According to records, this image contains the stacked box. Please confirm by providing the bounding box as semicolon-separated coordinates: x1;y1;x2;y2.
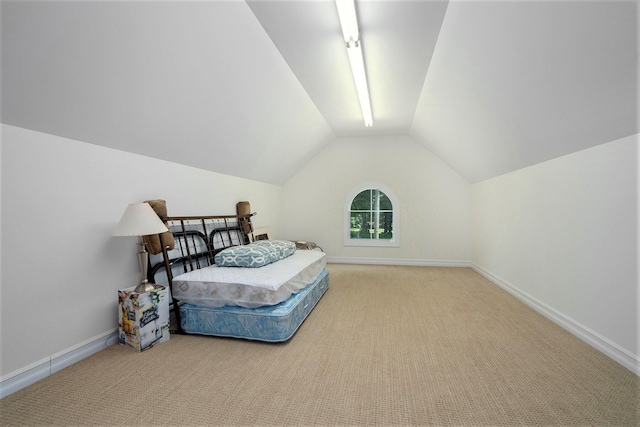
118;285;170;351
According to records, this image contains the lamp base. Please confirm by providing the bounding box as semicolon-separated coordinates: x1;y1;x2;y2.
135;239;155;293
134;282;156;293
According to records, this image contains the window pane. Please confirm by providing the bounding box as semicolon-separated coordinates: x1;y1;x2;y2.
350;211;372;239
371;190;379;206
345;185;398;247
351;190;371;211
378;191;392;210
378;212;393;240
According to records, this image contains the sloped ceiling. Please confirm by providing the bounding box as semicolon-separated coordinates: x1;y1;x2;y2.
2;0;638;185
1;0;333;185
247;0;448;136
411;0;638;183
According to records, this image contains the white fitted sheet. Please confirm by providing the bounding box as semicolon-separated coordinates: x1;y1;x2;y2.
172;250;326;308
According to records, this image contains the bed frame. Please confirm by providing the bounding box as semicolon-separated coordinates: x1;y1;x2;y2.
147;213;329;341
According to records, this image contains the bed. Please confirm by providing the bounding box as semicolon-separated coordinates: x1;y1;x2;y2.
147;213;328;342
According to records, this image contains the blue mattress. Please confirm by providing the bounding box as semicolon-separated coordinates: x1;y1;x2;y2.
179;268;329;342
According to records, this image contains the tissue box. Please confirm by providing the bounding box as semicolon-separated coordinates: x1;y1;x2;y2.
118;285;170;351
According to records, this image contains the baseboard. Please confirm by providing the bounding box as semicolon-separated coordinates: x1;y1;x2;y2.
326;256;472;267
4;263;635;400
0;329;119;399
472;263;640;376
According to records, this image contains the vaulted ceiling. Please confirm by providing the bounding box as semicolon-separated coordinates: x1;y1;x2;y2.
2;0;637;185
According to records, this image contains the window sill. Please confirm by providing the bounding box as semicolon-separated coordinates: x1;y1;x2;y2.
343;239;400;247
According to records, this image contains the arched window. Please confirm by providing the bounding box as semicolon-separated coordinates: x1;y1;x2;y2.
344;184;399;247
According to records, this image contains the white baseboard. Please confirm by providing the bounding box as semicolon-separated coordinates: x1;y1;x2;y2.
326;256;472;268
0;329;119;399
472;263;640;376
3;262;636;399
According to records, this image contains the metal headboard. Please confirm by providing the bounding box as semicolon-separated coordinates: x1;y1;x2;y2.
147;213;255;333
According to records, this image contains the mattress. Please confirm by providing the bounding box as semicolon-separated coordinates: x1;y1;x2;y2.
172;249;326;308
179;268;329;342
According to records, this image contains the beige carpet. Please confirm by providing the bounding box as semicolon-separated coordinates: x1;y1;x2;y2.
1;264;638;426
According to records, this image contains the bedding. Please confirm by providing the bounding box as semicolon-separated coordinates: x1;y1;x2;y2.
148;212;329;340
173;249;326;308
143;199;175;255
179;268;329;341
214;240;296;268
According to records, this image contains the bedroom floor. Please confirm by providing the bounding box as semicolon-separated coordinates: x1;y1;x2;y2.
1;264;638;426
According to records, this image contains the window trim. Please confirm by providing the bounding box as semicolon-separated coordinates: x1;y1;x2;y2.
343;183;400;247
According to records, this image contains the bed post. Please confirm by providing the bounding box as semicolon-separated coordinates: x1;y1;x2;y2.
159;232;184;334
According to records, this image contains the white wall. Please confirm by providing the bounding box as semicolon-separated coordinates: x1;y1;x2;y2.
281;135;471;264
471;134;638;369
3;124;636;382
0;124;282;379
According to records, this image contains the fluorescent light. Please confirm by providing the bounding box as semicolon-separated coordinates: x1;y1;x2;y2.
346;42;373;127
336;0;359;43
336;0;373;127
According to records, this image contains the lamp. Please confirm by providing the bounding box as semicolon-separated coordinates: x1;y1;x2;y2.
336;0;373;127
113;203;169;293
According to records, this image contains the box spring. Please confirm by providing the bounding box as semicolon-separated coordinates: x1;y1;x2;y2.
179;268;329;342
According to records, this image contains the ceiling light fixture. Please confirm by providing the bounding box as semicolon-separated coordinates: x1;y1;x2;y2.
335;0;373;127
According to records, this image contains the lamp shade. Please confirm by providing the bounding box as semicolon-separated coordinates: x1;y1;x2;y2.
112;203;169;237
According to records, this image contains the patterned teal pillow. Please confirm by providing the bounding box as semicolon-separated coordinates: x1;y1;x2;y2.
251;240;296;259
214;240;296;267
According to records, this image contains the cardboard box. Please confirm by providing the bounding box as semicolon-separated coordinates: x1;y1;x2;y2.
118;285;170;351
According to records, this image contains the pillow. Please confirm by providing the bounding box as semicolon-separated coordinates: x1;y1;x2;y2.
251;240;296;259
142;199;175;255
214;240;296;268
